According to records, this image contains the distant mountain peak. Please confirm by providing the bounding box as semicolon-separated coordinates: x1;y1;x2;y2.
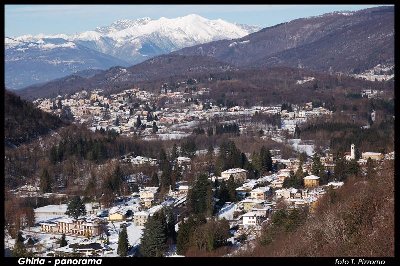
6;14;261;90
95;17;152;33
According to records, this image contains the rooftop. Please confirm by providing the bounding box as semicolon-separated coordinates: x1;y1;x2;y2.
304;175;320;180
221;168;248;174
243;211;258;217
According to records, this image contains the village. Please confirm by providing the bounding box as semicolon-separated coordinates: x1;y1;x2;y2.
3;80;391;257
5;134;393;257
32;83;334;142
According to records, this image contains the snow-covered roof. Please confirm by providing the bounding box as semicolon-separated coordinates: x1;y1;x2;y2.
362;152;383;156
34;204;67;213
251;187;270;193
252;206;271;211
56;218;75;224
177;156;191;161
304;175;320;180
39;222;57;226
148;204;163;215
242;211;257;217
259;175;275;182
139;186;159;193
82;222;99;227
221;168;247;174
241;198;265;204
35;203;97;214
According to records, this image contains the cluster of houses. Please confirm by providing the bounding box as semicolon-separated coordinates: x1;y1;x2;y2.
33;85;336;142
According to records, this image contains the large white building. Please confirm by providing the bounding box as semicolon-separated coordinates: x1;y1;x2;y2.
40;218;101;237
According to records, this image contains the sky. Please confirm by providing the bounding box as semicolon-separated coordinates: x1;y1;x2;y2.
5;4;387;36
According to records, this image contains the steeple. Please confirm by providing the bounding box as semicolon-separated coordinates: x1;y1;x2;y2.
351;144;355;160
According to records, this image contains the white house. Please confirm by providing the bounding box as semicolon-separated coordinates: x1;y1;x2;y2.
139;187;159;208
242;212;261;227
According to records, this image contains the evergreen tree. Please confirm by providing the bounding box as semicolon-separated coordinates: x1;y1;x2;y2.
39;168;52;193
216;140;242;174
227;176;237;202
57;99;63;109
165;208;177;244
217;180;230;206
117;225;129;257
152;122;158;133
150;172;160;187
59;233;68;247
207;143;214;157
346;160;360;177
334;156;347;181
260;146;273;172
136;115;142;128
181;138;197;158
311;153;324;176
171;144;179;160
240;152;249;169
12;231;27;257
295;164;305;180
365;158;376;179
159;148;168;168
206;143;215;175
140;212;167;257
65;196;86;220
299;152;308;164
176;219;191;255
251;151;262;174
294;124;301;138
188;174;213;216
283;171;302;189
147;112;154;122
49;146;58;164
160;162;172;189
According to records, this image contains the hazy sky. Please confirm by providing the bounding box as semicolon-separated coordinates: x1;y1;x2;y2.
5;4;386;36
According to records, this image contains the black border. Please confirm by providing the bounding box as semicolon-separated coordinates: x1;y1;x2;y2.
2;1;399;265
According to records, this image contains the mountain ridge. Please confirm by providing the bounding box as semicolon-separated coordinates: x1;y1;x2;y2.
174;6;394;75
6;14;259;89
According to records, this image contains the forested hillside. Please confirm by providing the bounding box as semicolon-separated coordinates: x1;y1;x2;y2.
4;89;66;147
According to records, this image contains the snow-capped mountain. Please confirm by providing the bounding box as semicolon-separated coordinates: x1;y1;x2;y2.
5;37;129;90
69;14;260;63
6;14;260;89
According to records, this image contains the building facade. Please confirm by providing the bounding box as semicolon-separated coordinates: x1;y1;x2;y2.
221;168;248;182
303;175;320;188
40;218;101;237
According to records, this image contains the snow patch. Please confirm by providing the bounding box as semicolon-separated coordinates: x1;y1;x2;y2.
296;76;315;85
